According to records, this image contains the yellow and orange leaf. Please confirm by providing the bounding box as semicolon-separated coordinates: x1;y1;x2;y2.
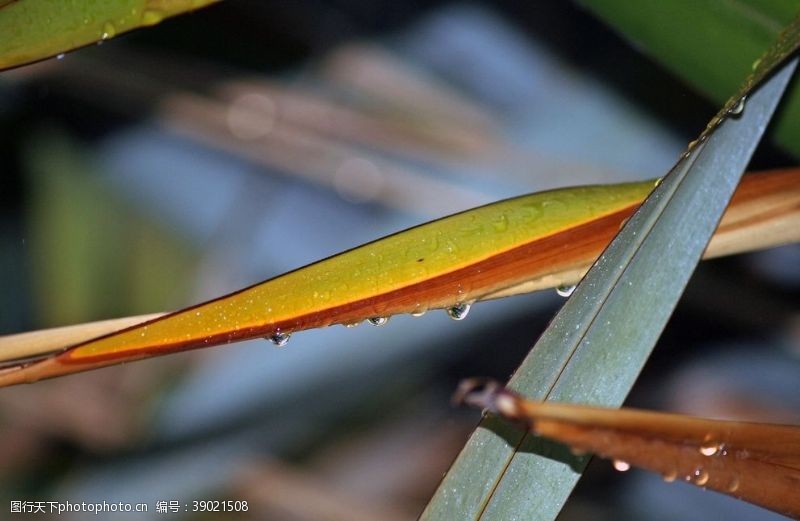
0;169;798;386
453;379;800;518
0;0;220;71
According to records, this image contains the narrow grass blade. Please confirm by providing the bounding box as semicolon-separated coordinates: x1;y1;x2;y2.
0;0;220;71
454;380;800;518
0;167;799;381
578;0;800;157
0;179;658;384
421;22;800;521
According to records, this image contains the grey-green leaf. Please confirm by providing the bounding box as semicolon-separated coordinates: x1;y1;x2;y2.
422;14;800;521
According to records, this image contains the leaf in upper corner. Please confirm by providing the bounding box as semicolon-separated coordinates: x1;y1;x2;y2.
0;0;220;71
0;169;799;385
454;379;800;518
577;0;800;157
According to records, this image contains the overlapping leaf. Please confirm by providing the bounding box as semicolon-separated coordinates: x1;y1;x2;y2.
422;13;800;521
454;379;800;518
579;0;800;156
0;169;798;386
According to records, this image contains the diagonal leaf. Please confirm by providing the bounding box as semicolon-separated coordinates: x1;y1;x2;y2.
421;16;800;521
454;379;800;518
3;168;797;364
577;0;800;157
0;168;799;384
0;0;220;71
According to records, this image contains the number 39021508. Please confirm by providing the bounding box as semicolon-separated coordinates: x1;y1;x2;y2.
191;500;248;512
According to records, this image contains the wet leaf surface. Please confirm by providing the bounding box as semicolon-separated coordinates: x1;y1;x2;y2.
422;14;799;521
0;0;219;70
0;169;798;384
454;379;800;518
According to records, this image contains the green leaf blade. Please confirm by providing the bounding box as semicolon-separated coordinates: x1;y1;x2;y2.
0;0;219;71
577;0;800;155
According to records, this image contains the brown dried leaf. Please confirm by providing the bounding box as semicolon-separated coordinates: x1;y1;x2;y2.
454;379;800;518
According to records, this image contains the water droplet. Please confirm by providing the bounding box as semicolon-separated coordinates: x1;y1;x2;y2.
56;53;65;60
662;468;677;482
141;9;164;25
411;309;427;317
726;476;740;492
101;21;116;40
752;57;762;71
312;290;331;301
344;321;361;328
612;460;630;472
446;303;471;321
688;466;709;486
556;284;576;297
368;316;389;326
699;442;721;456
728;96;746;117
491;214;509;232
267;331;290;347
653;177;663;187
